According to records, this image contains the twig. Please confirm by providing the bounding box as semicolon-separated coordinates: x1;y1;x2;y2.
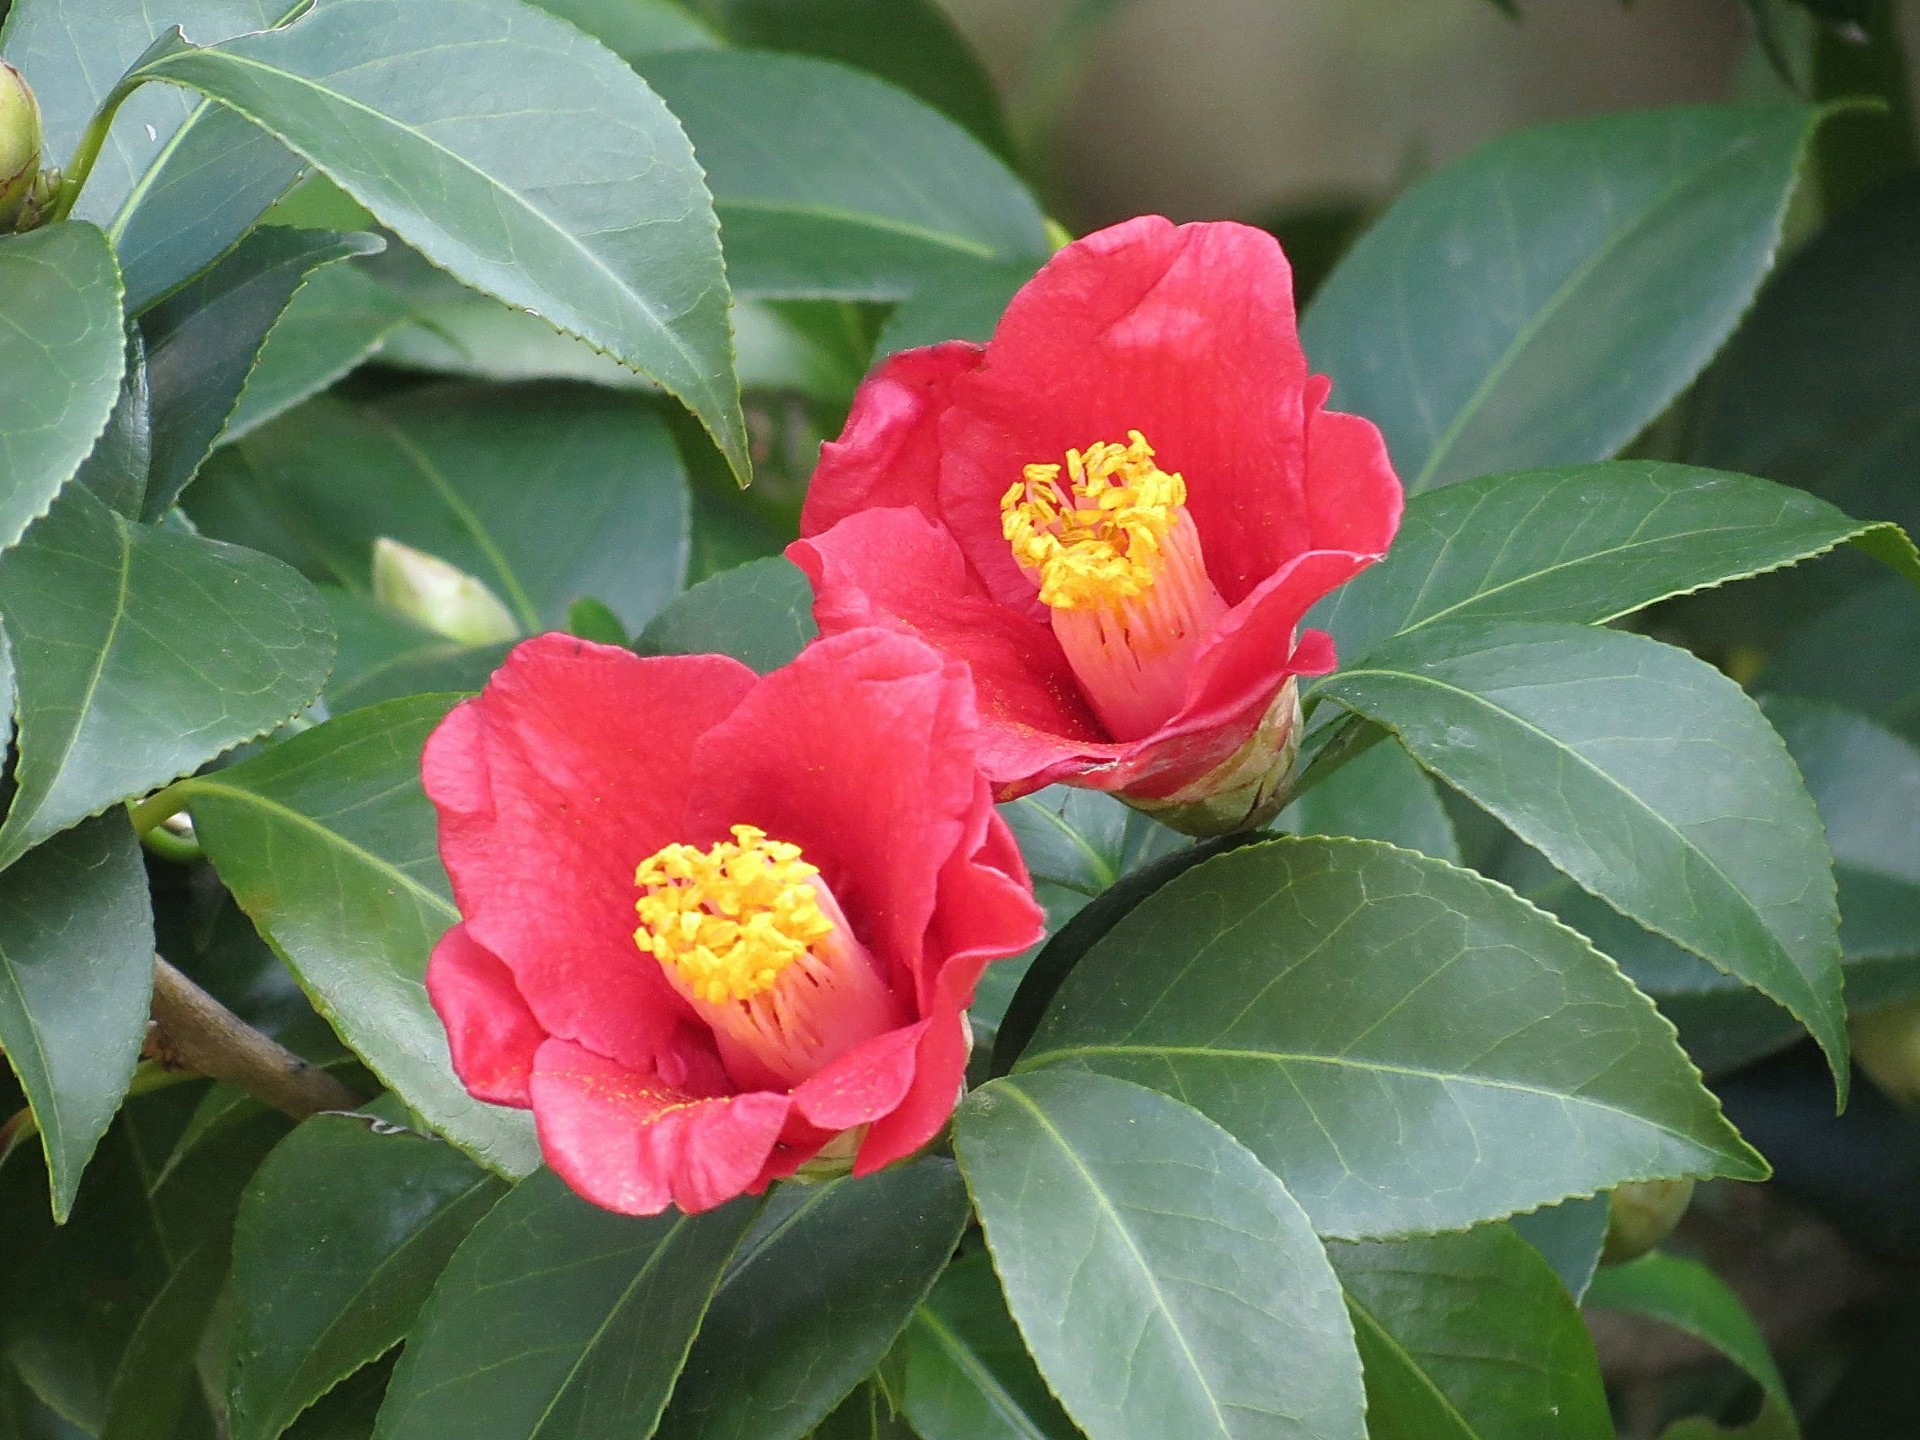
147;956;360;1119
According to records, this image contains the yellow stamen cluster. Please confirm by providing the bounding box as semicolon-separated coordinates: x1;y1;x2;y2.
1001;430;1186;610
634;825;833;1006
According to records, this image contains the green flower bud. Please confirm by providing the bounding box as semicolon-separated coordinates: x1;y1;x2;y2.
1600;1177;1694;1267
0;63;44;232
371;538;519;646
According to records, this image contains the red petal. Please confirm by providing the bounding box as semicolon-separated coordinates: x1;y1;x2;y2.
687;621;1022;986
940;218;1313;609
789;510;1128;797
800;342;983;539
426;926;544;1107
856;1011;969;1175
530;1038;790;1215
788;1020;929;1133
423;635;755;1074
1302;384;1404;555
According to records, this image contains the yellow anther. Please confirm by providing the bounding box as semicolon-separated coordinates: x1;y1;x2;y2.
1000;430;1187;610
634;825;834;1006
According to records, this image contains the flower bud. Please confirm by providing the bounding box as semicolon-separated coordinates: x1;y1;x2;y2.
1850;995;1920;1108
0;63;43;232
371;538;518;646
1600;1178;1694;1266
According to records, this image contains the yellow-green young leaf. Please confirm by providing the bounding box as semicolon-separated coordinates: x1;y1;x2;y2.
956;1072;1366;1440
229;1114;507;1440
0;222;125;550
1302;105;1822;493
0;481;334;870
177;696;539;1176
0;814;154;1221
1318;621;1849;1098
655;1159;970;1440
127;0;749;480
1019;838;1766;1238
1330;1225;1613;1440
375;1170;756;1440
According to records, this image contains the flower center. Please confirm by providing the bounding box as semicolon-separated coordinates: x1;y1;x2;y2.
634;824;906;1089
1001;430;1229;740
1001;430;1185;610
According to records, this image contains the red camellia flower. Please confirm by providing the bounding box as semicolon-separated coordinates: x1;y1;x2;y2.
421;629;1044;1215
790;216;1404;835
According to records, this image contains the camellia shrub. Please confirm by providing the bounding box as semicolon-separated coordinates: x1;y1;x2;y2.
0;0;1917;1437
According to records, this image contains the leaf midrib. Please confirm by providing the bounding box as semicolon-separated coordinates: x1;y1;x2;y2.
1343;1295;1480;1440
911;1308;1056;1440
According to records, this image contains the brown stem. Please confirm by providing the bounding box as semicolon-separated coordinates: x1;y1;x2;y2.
147;957;360;1119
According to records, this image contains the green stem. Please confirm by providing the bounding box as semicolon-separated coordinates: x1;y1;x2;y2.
44;76;142;224
140;822;203;866
127;782;190;838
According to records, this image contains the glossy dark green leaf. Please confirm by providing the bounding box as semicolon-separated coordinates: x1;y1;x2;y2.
192;387;689;634
280;1360;392;1440
1329;1224;1612;1440
0;481;333;869
999;788;1186;902
375;1169;756;1440
98;1238;230;1440
224;263;417;443
0;814;153;1220
1318;620;1848;1093
1585;1253;1794;1439
1688;177;1920;630
657;1160;970;1440
142;227;382;519
1310;461;1920;665
636;555;816;673
527;0;718;57
956;1071;1365;1440
0;223;126;551
229;1113;507;1440
641;51;1047;300
1302;105;1821;492
718;0;1013;159
901;1253;1080;1440
808;1383;915;1440
874;259;1038;357
73;328;151;520
1276;738;1459;863
322;590;509;715
1;0;302;310
1020;838;1765;1238
176;696;539;1174
128;0;749;480
1763;577;1920;743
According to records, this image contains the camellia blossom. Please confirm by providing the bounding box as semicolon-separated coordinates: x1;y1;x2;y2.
421;629;1043;1215
790;216;1404;835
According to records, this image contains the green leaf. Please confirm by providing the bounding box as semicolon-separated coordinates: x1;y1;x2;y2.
1277;739;1459;863
640;51;1048;300
656;1159;970;1440
192;386;689;634
716;0;1014;161
1328;1224;1613;1440
1;0;302;310
1585;1253;1796;1439
901;1253;1081;1440
0;481;333;869
73;328;151;520
1507;1196;1610;1303
322;590;509;715
374;1169;756;1440
1310;461;1920;666
1018;837;1765;1238
1687;177;1920;631
955;1070;1366;1440
1317;620;1848;1094
224;262;417;444
1762;577;1920;743
229;1113;508;1440
526;0;719;58
0;814;153;1221
1302;105;1822;493
635;555;816;673
142;227;383;520
0;223;126;552
875;259;1039;357
175;695;539;1175
127;0;749;481
809;1383;916;1440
